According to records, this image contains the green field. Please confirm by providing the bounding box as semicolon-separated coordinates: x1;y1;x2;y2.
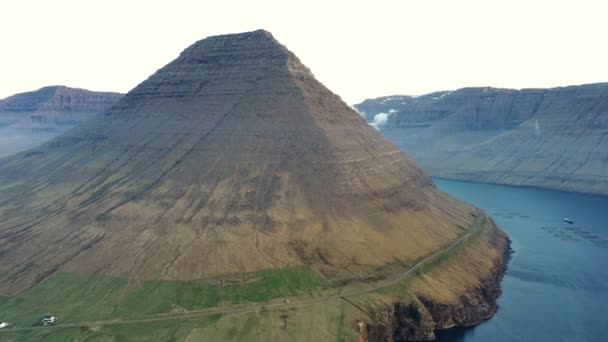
0;267;328;327
0;315;223;342
0;301;363;342
0;266;358;342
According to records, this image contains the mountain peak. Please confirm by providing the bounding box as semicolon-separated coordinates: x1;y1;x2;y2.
200;29;278;43
0;31;475;296
112;30;307;111
178;29;285;60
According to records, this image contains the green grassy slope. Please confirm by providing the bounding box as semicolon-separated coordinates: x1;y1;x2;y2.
0;213;508;342
0;267;328;326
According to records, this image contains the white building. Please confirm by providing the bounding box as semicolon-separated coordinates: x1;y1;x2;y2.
41;316;57;325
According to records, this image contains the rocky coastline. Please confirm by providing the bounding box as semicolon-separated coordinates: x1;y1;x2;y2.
358;232;512;341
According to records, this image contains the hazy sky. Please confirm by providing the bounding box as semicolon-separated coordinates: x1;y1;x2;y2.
1;0;607;103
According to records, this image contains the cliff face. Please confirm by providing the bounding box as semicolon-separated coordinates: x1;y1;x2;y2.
355;83;608;195
358;220;511;341
0;86;122;157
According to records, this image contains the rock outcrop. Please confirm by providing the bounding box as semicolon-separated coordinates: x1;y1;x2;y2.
358;221;511;341
356;84;608;196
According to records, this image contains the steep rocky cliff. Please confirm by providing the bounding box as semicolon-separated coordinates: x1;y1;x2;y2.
357;219;511;341
356;83;608;195
0;86;122;156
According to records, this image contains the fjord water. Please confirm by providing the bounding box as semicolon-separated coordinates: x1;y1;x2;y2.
434;179;608;342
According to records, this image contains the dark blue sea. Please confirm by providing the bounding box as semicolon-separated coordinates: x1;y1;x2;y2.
434;179;608;342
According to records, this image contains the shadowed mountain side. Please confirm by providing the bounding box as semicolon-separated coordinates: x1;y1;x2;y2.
0;30;479;296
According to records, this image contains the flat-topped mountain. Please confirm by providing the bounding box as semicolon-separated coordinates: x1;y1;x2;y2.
0;86;122;157
0;30;509;341
0;85;122;127
356;83;608;195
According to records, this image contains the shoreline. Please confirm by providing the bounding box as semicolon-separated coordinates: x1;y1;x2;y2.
431;175;608;199
359;222;512;341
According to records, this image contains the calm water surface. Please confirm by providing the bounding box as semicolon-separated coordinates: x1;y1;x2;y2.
434;179;608;342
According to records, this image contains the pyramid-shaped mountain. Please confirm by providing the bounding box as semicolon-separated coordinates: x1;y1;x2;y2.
0;30;477;295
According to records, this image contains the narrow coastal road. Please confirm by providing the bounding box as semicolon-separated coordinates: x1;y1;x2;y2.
1;214;485;333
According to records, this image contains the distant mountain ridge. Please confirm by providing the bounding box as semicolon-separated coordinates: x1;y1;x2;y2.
0;85;123;127
355;83;608;196
0;86;122;157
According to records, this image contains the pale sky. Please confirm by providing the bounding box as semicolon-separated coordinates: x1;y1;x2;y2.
1;0;607;104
